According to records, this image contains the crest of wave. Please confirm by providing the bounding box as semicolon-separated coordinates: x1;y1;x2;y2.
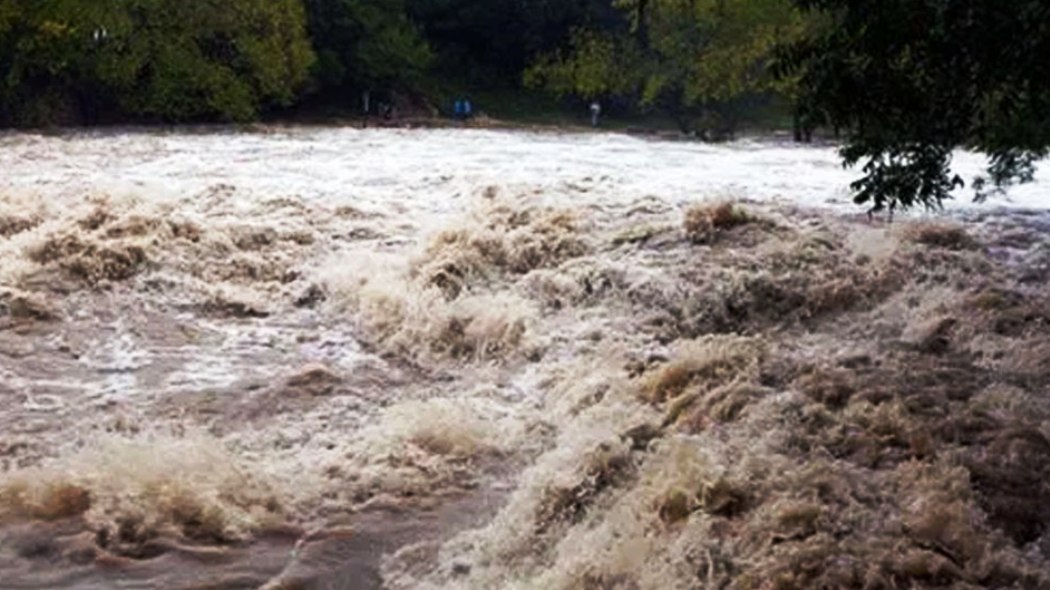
0;191;156;286
0;187;324;319
0;432;283;556
324;395;529;503
317;198;590;362
320;250;536;362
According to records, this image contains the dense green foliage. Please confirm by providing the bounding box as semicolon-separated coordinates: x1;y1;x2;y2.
305;0;431;96
780;0;1050;212
0;0;623;125
525;0;807;135
0;0;314;125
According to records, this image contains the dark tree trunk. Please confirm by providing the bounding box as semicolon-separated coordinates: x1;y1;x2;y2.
636;0;649;49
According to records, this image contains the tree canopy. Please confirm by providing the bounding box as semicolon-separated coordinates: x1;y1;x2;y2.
0;0;314;125
779;0;1050;212
305;0;431;96
0;0;809;129
525;0;807;135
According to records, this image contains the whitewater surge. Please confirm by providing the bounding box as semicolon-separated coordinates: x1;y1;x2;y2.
2;128;1047;215
1;127;1048;589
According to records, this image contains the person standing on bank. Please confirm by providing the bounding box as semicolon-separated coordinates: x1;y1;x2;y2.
362;90;371;128
590;101;602;127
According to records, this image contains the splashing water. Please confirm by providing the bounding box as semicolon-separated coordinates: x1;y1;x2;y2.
1;127;1048;589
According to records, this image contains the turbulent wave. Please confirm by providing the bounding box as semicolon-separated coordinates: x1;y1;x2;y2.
1;433;282;555
382;201;1050;590
1;129;1049;589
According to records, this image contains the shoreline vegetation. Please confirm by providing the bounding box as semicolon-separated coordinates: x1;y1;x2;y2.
3;104;803;144
0;0;801;139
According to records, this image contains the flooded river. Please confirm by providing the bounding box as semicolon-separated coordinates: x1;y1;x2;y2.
1;128;1048;589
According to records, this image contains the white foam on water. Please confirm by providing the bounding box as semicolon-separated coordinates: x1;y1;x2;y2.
1;129;1044;218
2;126;1048;589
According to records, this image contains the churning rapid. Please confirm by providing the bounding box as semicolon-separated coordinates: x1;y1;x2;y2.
1;127;1049;590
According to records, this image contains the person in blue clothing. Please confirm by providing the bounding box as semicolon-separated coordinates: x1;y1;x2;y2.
454;99;464;120
464;99;473;119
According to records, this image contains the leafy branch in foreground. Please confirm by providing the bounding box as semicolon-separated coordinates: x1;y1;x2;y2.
778;0;1050;212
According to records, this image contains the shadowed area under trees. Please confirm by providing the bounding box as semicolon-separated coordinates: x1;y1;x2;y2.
524;0;810;139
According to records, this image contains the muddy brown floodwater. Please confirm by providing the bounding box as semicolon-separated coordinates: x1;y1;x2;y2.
1;128;1049;589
